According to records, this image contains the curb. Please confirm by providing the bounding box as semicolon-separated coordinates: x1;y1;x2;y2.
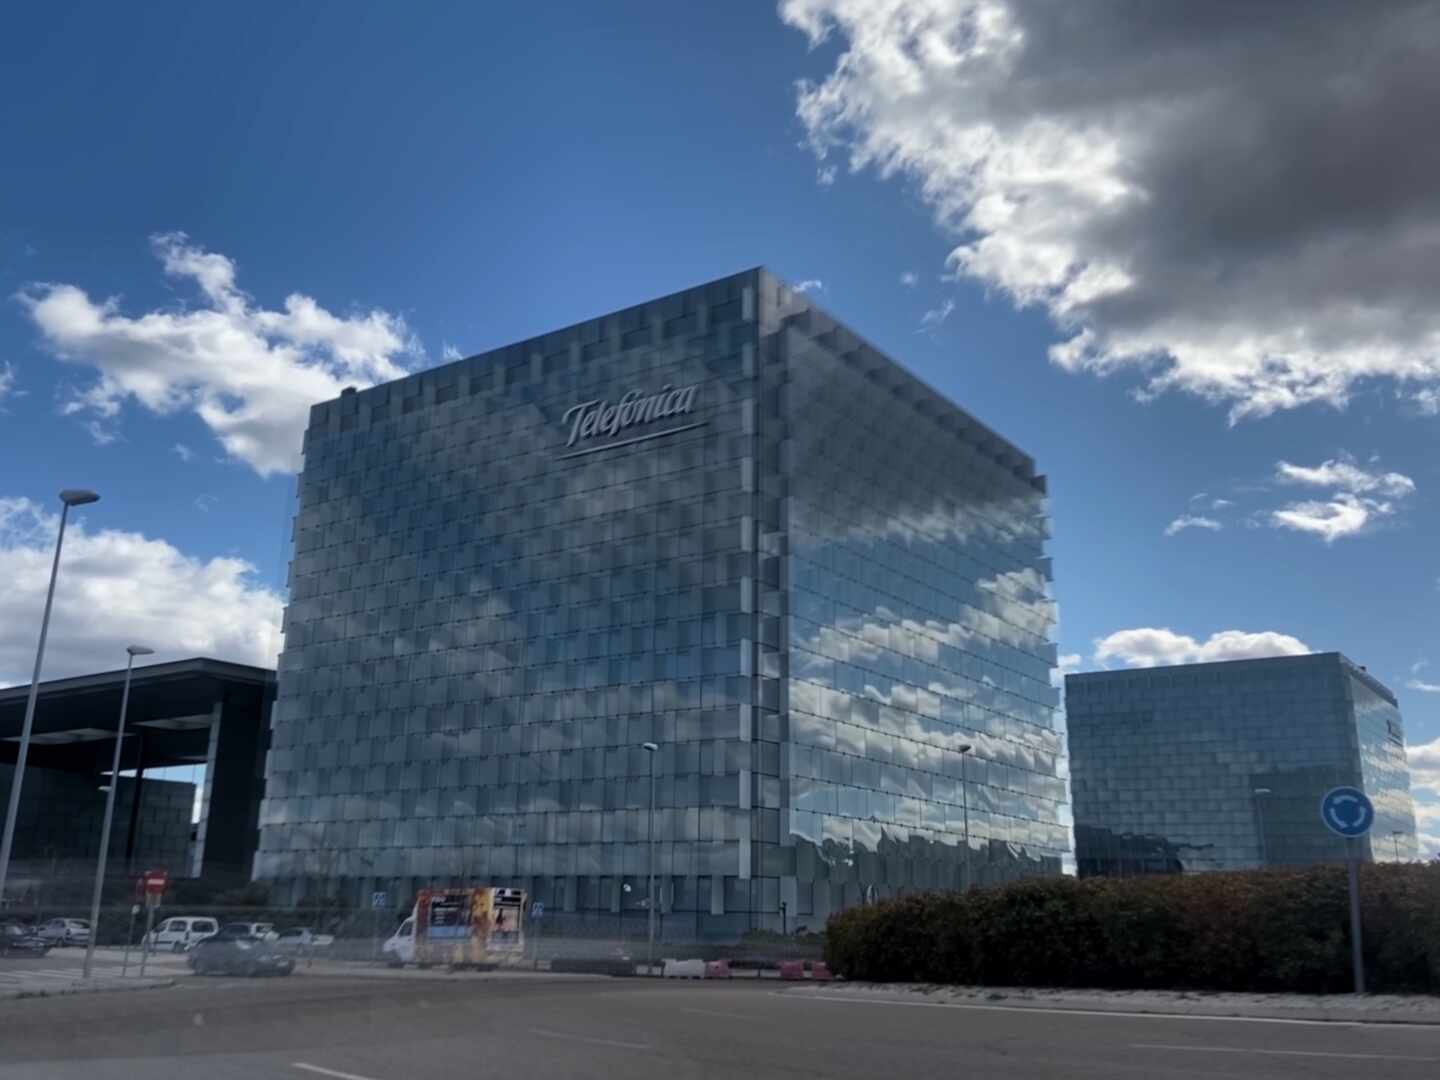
781;984;1440;1027
2;977;176;1003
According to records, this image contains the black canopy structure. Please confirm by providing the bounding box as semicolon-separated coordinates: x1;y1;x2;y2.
0;658;274;887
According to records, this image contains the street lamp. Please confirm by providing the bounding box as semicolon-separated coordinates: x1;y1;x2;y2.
84;645;153;979
958;744;973;891
1253;788;1272;868
642;741;658;973
0;489;99;905
1392;830;1405;862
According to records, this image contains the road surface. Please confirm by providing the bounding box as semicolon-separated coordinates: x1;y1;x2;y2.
3;970;1439;1078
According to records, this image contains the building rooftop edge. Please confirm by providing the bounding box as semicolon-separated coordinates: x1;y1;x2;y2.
309;265;1042;485
0;656;277;703
1065;651;1396;705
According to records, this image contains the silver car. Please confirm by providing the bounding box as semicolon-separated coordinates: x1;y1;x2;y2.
37;918;90;947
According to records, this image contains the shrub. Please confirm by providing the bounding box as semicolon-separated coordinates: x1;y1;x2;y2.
824;863;1440;994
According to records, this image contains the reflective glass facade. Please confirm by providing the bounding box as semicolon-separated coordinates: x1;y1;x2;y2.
258;270;1066;937
1067;654;1417;876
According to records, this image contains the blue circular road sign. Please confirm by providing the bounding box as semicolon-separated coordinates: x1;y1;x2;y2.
1320;786;1375;838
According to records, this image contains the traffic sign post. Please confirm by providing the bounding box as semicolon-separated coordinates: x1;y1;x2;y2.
530;901;545;971
121;903;140;977
1321;786;1375;994
370;891;388;961
137;869;168;979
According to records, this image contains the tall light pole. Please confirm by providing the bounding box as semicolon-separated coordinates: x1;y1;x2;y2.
958;744;973;891
642;741;658;973
83;645;153;979
1253;787;1272;868
1392;831;1404;862
0;489;99;905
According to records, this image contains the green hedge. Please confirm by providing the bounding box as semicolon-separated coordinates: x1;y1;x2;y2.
824;864;1440;993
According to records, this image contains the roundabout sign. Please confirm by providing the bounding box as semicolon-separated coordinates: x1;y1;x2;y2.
1320;786;1375;838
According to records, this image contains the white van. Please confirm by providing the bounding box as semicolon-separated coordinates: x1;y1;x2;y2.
382;917;415;966
146;916;219;952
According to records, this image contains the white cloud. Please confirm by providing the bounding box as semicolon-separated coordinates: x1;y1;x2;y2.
193;494;219;513
781;1;1440;420
1163;514;1221;537
1412;800;1440;860
440;342;463;362
83;419;118;446
1409;739;1440;800
793;279;826;294
0;496;283;686
900;271;919;287
1413;659;1431;674
1094;627;1311;669
1269;495;1381;543
0;361;17;407
19;233;417;477
1210;498;1233;510
1408;679;1440;694
1276;458;1416;498
1052;652;1082;688
1268;456;1416;542
918;298;955;333
172;442;194;463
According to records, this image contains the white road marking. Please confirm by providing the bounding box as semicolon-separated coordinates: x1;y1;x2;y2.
1134;1043;1440;1062
678;1006;756;1020
780;991;1440;1029
530;1027;652;1050
292;1063;385;1080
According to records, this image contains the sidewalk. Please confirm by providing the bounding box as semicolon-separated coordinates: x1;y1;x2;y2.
0;969;175;1001
786;981;1440;1025
0;946;187;1001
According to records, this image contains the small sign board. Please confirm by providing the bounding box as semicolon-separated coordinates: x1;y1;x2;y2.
530;901;544;919
371;891;388;910
141;869;169;897
1321;786;1375;838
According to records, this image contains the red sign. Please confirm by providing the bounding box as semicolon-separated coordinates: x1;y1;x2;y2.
141;869;169;897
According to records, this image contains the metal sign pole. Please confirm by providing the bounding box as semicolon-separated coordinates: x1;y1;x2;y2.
1320;787;1373;996
1347;837;1366;994
138;901;155;978
121;903;139;976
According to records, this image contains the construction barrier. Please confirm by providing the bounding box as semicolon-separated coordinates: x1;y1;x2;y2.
663;958;706;978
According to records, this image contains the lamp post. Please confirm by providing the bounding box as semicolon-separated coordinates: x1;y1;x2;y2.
1253;787;1272;868
642;741;658;973
0;489;99;905
958;744;973;891
1392;831;1404;862
84;645;153;979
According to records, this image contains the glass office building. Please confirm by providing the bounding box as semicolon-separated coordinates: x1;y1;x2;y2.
257;269;1067;937
1067;653;1417;876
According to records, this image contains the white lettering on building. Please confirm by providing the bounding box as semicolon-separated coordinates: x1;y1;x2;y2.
562;384;699;447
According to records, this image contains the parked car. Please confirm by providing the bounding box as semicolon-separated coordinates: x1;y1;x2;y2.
188;929;294;977
37;918;90;947
145;916;219;952
275;927;334;949
218;921;277;942
382;917;415;967
0;923;51;957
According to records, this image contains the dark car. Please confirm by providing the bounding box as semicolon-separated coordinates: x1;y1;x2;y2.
0;923;51;957
187;929;294;977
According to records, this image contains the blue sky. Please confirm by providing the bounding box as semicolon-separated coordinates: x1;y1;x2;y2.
2;4;1437;841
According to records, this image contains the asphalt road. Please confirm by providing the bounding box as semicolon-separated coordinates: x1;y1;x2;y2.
3;971;1440;1079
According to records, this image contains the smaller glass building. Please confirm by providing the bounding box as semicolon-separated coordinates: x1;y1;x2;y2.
1066;653;1416;875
